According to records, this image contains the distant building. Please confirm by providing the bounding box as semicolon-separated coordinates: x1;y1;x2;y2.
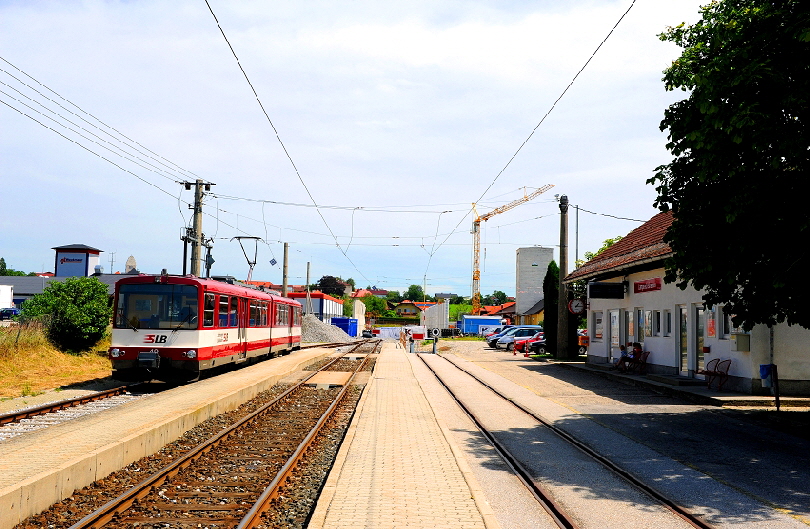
515;247;553;325
53;244;102;277
394;300;421;317
286;291;343;323
434;293;457;301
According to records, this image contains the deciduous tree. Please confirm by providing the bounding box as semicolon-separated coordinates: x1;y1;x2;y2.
649;0;810;329
20;277;112;353
315;275;345;297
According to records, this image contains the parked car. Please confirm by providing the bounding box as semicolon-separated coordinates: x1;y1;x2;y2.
486;326;519;348
529;338;549;355
0;307;20;320
577;329;589;355
514;331;544;353
495;325;544;350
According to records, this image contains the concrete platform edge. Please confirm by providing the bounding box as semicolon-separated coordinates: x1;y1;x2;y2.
0;352;331;529
307;354;376;529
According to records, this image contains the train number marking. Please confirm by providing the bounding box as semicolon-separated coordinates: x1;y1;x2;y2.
144;334;168;344
217;333;229;343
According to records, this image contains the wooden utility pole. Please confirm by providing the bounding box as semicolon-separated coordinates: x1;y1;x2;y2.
557;195;570;358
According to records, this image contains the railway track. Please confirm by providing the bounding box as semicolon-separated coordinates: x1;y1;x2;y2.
0;342;366;443
69;340;379;528
0;385;151;442
417;352;714;529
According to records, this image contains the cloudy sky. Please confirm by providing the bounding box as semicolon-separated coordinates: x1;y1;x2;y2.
0;0;703;296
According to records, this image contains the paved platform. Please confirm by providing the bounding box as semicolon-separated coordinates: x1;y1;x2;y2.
556;361;810;408
0;348;333;529
309;343;492;529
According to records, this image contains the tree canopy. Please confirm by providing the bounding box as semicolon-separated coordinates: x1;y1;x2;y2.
403;284;425;302
315;275;346;297
649;0;810;329
20;276;112;353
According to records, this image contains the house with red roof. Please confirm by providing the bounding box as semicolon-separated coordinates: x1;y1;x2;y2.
564;211;810;395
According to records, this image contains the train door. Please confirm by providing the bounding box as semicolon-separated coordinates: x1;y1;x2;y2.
288;304;294;349
237;297;248;361
267;300;274;355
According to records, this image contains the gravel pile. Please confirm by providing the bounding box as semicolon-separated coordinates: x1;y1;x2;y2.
301;313;354;343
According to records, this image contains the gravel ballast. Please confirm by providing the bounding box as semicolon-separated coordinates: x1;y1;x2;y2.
301;314;354;343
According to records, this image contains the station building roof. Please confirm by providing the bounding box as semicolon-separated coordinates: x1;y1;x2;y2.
563;211;674;284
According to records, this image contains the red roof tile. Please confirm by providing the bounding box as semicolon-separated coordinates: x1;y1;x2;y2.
564;211;673;282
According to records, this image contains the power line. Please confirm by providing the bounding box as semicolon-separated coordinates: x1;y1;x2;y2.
0;56;200;183
0;97;181;200
576;206;644;223
209;193;458;214
204;0;371;284
473;0;637;205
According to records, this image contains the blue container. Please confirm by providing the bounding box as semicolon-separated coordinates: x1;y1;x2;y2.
331;317;359;337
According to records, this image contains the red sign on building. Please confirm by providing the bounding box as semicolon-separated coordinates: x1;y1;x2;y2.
633;278;662;294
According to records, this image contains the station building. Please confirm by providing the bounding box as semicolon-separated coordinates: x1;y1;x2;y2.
564;211;810;395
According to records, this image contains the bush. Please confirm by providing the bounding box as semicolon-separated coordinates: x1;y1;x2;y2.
20;277;112;353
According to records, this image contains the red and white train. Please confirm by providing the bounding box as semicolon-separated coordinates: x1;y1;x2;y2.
108;274;302;381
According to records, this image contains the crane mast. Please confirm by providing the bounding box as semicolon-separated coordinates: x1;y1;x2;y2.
471;184;555;316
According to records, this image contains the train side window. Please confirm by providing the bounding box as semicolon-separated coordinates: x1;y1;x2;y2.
203;293;215;328
229;297;238;327
250;301;259;327
262;302;268;326
218;296;229;327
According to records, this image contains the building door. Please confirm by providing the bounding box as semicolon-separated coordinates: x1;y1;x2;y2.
679;306;688;375
694;305;705;373
609;310;620;362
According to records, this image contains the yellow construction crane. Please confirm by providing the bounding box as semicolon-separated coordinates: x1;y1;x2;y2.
471;184;555;316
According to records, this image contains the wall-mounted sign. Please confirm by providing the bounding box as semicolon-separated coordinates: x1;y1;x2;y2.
633;278;662;294
588;282;625;299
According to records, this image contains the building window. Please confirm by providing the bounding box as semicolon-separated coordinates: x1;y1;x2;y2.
653;310;661;336
664;310;672;337
644;310;653;338
720;306;731;339
593;311;604;340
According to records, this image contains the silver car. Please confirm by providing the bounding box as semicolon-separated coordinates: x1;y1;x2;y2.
495;326;543;351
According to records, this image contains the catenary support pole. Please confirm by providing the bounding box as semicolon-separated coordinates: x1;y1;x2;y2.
557;195;570;358
190;179;204;277
282;243;289;296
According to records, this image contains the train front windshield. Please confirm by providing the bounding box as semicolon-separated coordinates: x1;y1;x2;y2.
115;284;199;330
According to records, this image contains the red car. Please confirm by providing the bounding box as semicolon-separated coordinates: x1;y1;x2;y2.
514;331;544;353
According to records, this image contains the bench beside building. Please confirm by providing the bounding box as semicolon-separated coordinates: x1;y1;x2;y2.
563;211;810;395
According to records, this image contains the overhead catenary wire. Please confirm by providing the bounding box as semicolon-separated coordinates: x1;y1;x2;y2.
203;0;371;285
0;57;199;183
421;0;638;290
472;0;637;206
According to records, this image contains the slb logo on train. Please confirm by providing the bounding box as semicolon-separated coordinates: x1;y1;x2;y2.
143;334;168;344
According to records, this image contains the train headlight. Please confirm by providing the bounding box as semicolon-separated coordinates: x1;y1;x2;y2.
184;350;197;359
110;348;122;358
